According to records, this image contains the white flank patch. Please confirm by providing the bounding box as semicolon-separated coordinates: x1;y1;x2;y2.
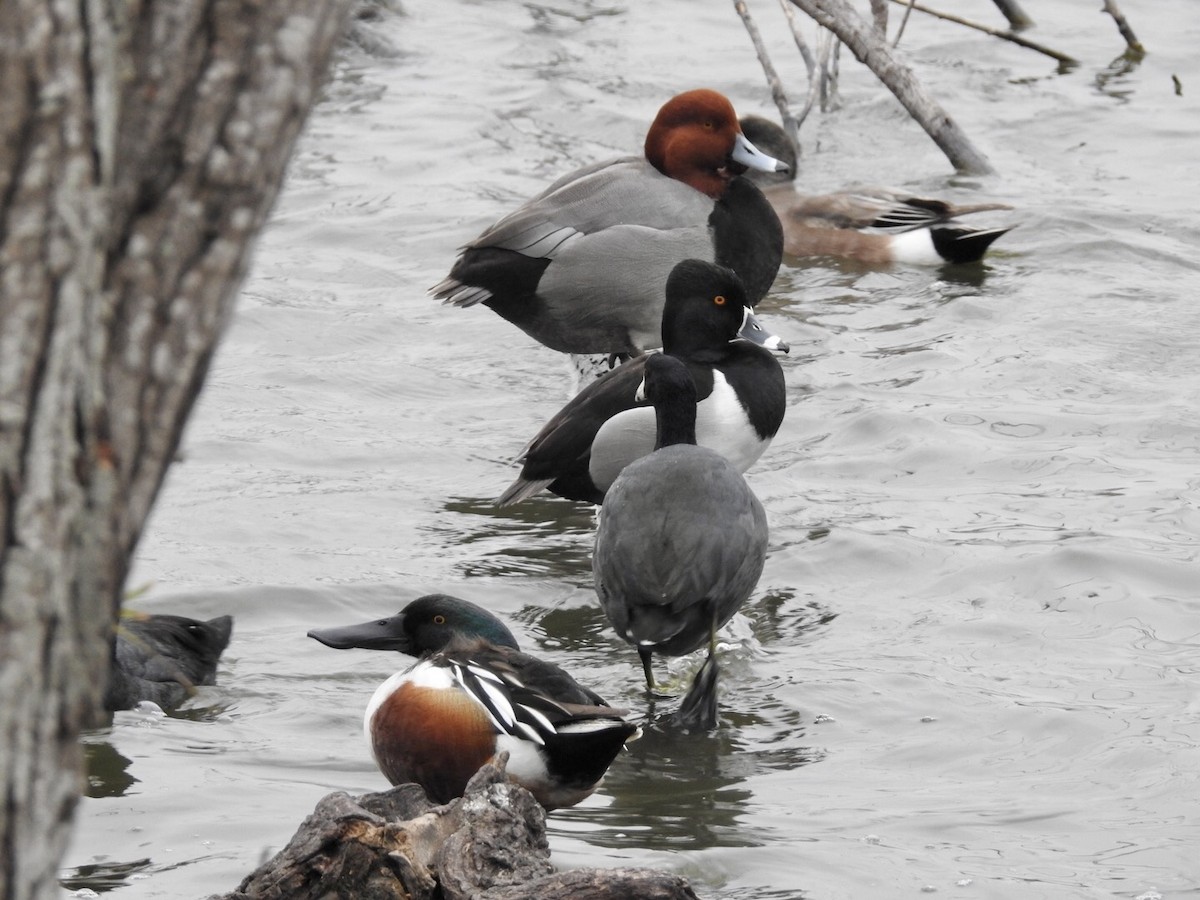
589;406;657;489
887;228;943;265
496;734;550;785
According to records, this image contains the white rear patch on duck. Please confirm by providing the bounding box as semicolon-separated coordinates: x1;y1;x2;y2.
496;733;551;786
886;228;942;265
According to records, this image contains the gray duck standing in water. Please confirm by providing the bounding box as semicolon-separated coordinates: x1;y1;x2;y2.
592;352;768;729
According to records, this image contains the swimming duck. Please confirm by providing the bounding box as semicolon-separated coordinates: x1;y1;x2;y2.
105;612;234;712
307;593;639;810
497;259;787;506
592;354;768;730
431;89;788;356
738;115;1014;265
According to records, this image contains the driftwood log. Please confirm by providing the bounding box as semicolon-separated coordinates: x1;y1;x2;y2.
209;755;700;900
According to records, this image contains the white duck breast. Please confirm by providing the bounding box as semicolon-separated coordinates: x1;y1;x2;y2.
693;371;770;472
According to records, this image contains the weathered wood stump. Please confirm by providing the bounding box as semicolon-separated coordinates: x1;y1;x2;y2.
208;755;699;900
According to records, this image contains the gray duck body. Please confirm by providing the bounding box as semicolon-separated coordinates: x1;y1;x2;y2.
594;444;767;658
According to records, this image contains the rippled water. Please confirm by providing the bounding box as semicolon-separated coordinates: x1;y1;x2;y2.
64;2;1200;898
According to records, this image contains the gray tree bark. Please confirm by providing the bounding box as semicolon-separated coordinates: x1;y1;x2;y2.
0;2;351;898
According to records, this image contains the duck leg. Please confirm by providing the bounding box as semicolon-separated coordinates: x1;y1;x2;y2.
638;645;656;691
674;624;720;731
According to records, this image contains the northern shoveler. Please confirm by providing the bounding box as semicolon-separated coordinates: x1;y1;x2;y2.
307;593;639;810
592;354;768;730
739;115;1014;265
105;612;234;712
497;259;787;506
431;89;787;356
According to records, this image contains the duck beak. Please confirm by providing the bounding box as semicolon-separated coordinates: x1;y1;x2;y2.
730;132;790;175
738;307;790;353
307;614;413;653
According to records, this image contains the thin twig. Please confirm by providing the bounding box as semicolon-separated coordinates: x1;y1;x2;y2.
892;0;916;47
779;0;819;136
1101;0;1144;56
812;30;841;113
885;0;1078;66
778;0;817;76
733;1;799;141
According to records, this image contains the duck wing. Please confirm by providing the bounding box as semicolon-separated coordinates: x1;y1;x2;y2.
787;189;1012;233
469;158;714;252
469;643;614;709
496;355;650;505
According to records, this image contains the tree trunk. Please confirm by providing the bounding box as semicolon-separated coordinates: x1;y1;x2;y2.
788;0;997;175
0;2;351;897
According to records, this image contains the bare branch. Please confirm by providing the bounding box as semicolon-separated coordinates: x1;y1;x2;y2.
886;0;1078;66
778;0;818;75
1101;0;1145;56
869;0;888;35
787;0;996;175
733;1;799;141
777;0;819;136
820;31;842;112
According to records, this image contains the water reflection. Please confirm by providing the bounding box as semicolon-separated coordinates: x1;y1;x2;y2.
82;739;138;799
524;600;615;654
1094;52;1144;102
740;589;838;648
438;495;596;580
59;858;153;894
577;702;823;851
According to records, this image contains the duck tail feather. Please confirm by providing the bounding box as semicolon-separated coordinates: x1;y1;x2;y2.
931;225;1016;264
495;477;555;507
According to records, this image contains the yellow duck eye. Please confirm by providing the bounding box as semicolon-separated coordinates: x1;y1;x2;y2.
713;295;727;306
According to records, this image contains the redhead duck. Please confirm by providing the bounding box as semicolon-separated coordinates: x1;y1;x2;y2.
498;259;787;506
431;90;788;356
308;594;639;810
592;354;768;730
738;115;1014;265
105;612;233;712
